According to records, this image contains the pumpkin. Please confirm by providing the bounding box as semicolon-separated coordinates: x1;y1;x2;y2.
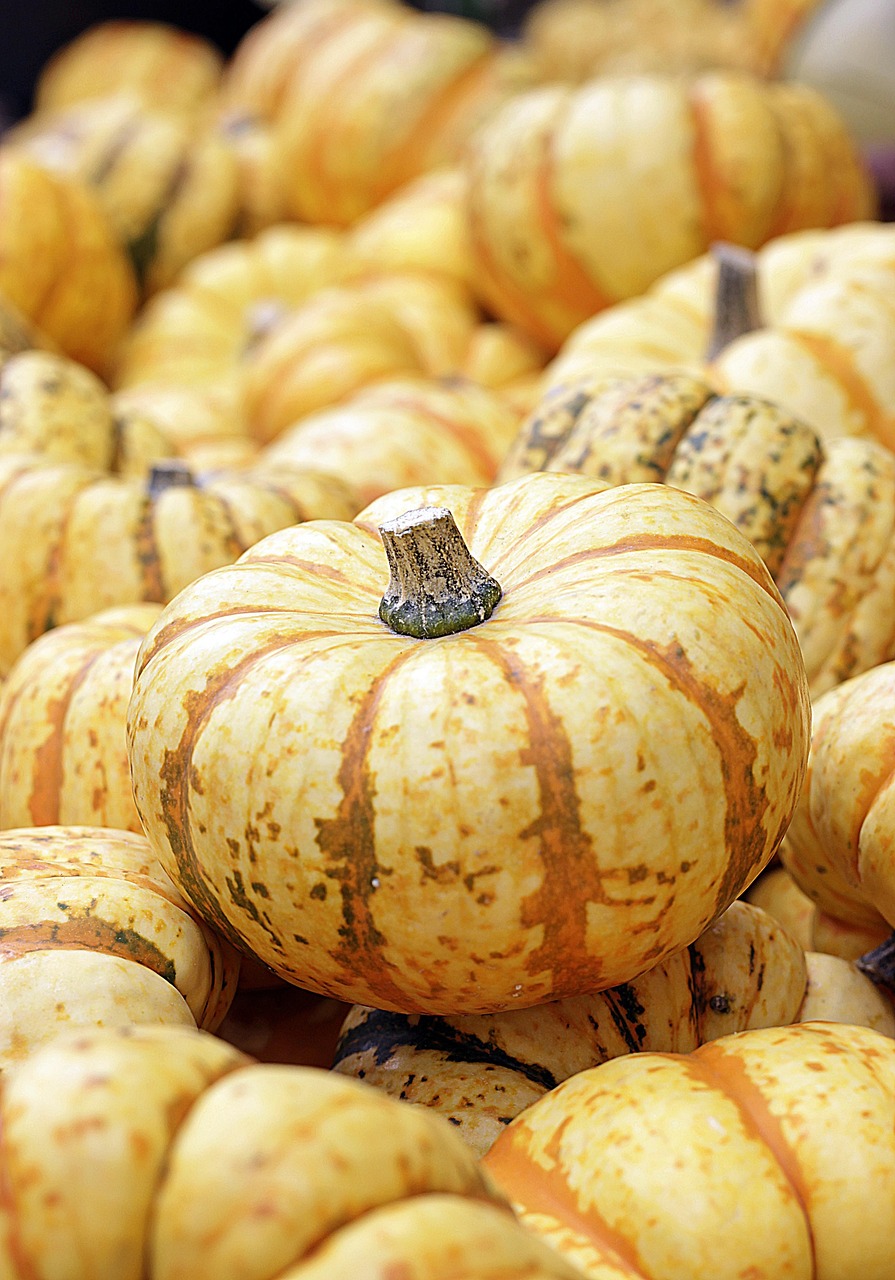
0;454;358;678
0;150;137;375
332;898;894;1154
544;224;895;448
222;0;523;227
0;293;53;366
520;0;826;82
0;1022;583;1280
0;826;239;1068
482;1020;895;1280
264;376;523;507
126;470;809;1014
33;19;224;116
0;604;162;833
463;71;874;352
745;863;891;959
501;365;895;697
780;658;895;994
9;94;241;295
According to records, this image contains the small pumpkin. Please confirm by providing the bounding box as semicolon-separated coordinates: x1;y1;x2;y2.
127;471;809;1014
0;604;162;833
263;376;522;507
0;149;137;375
482;1020;895;1280
462;70;875;351
0;826;240;1068
9;93;241;295
332;899;894;1154
501;363;895;696
0;455;358;677
745;863;891;959
0;1022;582;1280
33;19;224;116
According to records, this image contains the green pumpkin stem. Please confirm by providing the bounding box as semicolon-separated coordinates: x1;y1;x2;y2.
706;242;762;362
378;505;502;639
855;930;895;998
148;460;195;495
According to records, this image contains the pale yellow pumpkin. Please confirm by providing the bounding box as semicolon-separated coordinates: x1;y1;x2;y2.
127;471;809;1014
0;1023;582;1280
483;1020;895;1280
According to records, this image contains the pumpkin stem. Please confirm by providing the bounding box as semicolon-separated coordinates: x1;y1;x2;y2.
148;461;195;495
706;242;762;361
855;931;895;999
378;505;502;639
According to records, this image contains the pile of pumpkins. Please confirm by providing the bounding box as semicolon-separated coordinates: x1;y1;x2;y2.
2;1;895;1277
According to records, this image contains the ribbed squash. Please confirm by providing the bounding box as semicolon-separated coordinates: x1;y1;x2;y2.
502;366;895;697
544;223;895;449
0;1023;583;1280
9;93;241;295
462;71;875;351
33;19;224;116
127;471;809;1014
0;150;137;375
483;1021;895;1280
0;455;358;677
222;0;524;227
0;604;162;833
0;826;240;1068
333;899;894;1154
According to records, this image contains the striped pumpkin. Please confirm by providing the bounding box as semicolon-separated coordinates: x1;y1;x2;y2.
0;1023;581;1280
332;899;894;1154
0;604;162;833
462;70;875;351
482;1021;895;1280
500;369;895;697
0;455;358;678
127;471;810;1014
0;826;239;1069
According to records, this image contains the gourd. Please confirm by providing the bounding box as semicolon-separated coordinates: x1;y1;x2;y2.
127;470;809;1014
263;376;522;506
0;604;162;833
482;1020;895;1280
0;826;239;1068
332;899;894;1154
780;658;895;996
0;149;137;375
544;224;895;449
9;94;241;295
0;1023;583;1280
0;455;358;678
33;19;224;116
462;71;875;351
501;364;895;696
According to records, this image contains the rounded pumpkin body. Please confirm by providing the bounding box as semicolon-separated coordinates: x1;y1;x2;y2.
0;151;137;375
482;1020;895;1280
127;471;810;1014
463;71;875;351
0;826;240;1068
0;1023;581;1280
0;604;162;833
503;370;895;696
0;454;358;677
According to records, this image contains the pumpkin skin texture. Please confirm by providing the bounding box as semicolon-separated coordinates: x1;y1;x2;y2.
127;471;810;1014
482;1020;895;1280
462;71;875;351
0;826;240;1067
0;1023;582;1280
0;151;137;375
0;604;162;833
332;898;894;1154
0;454;358;678
501;370;895;697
